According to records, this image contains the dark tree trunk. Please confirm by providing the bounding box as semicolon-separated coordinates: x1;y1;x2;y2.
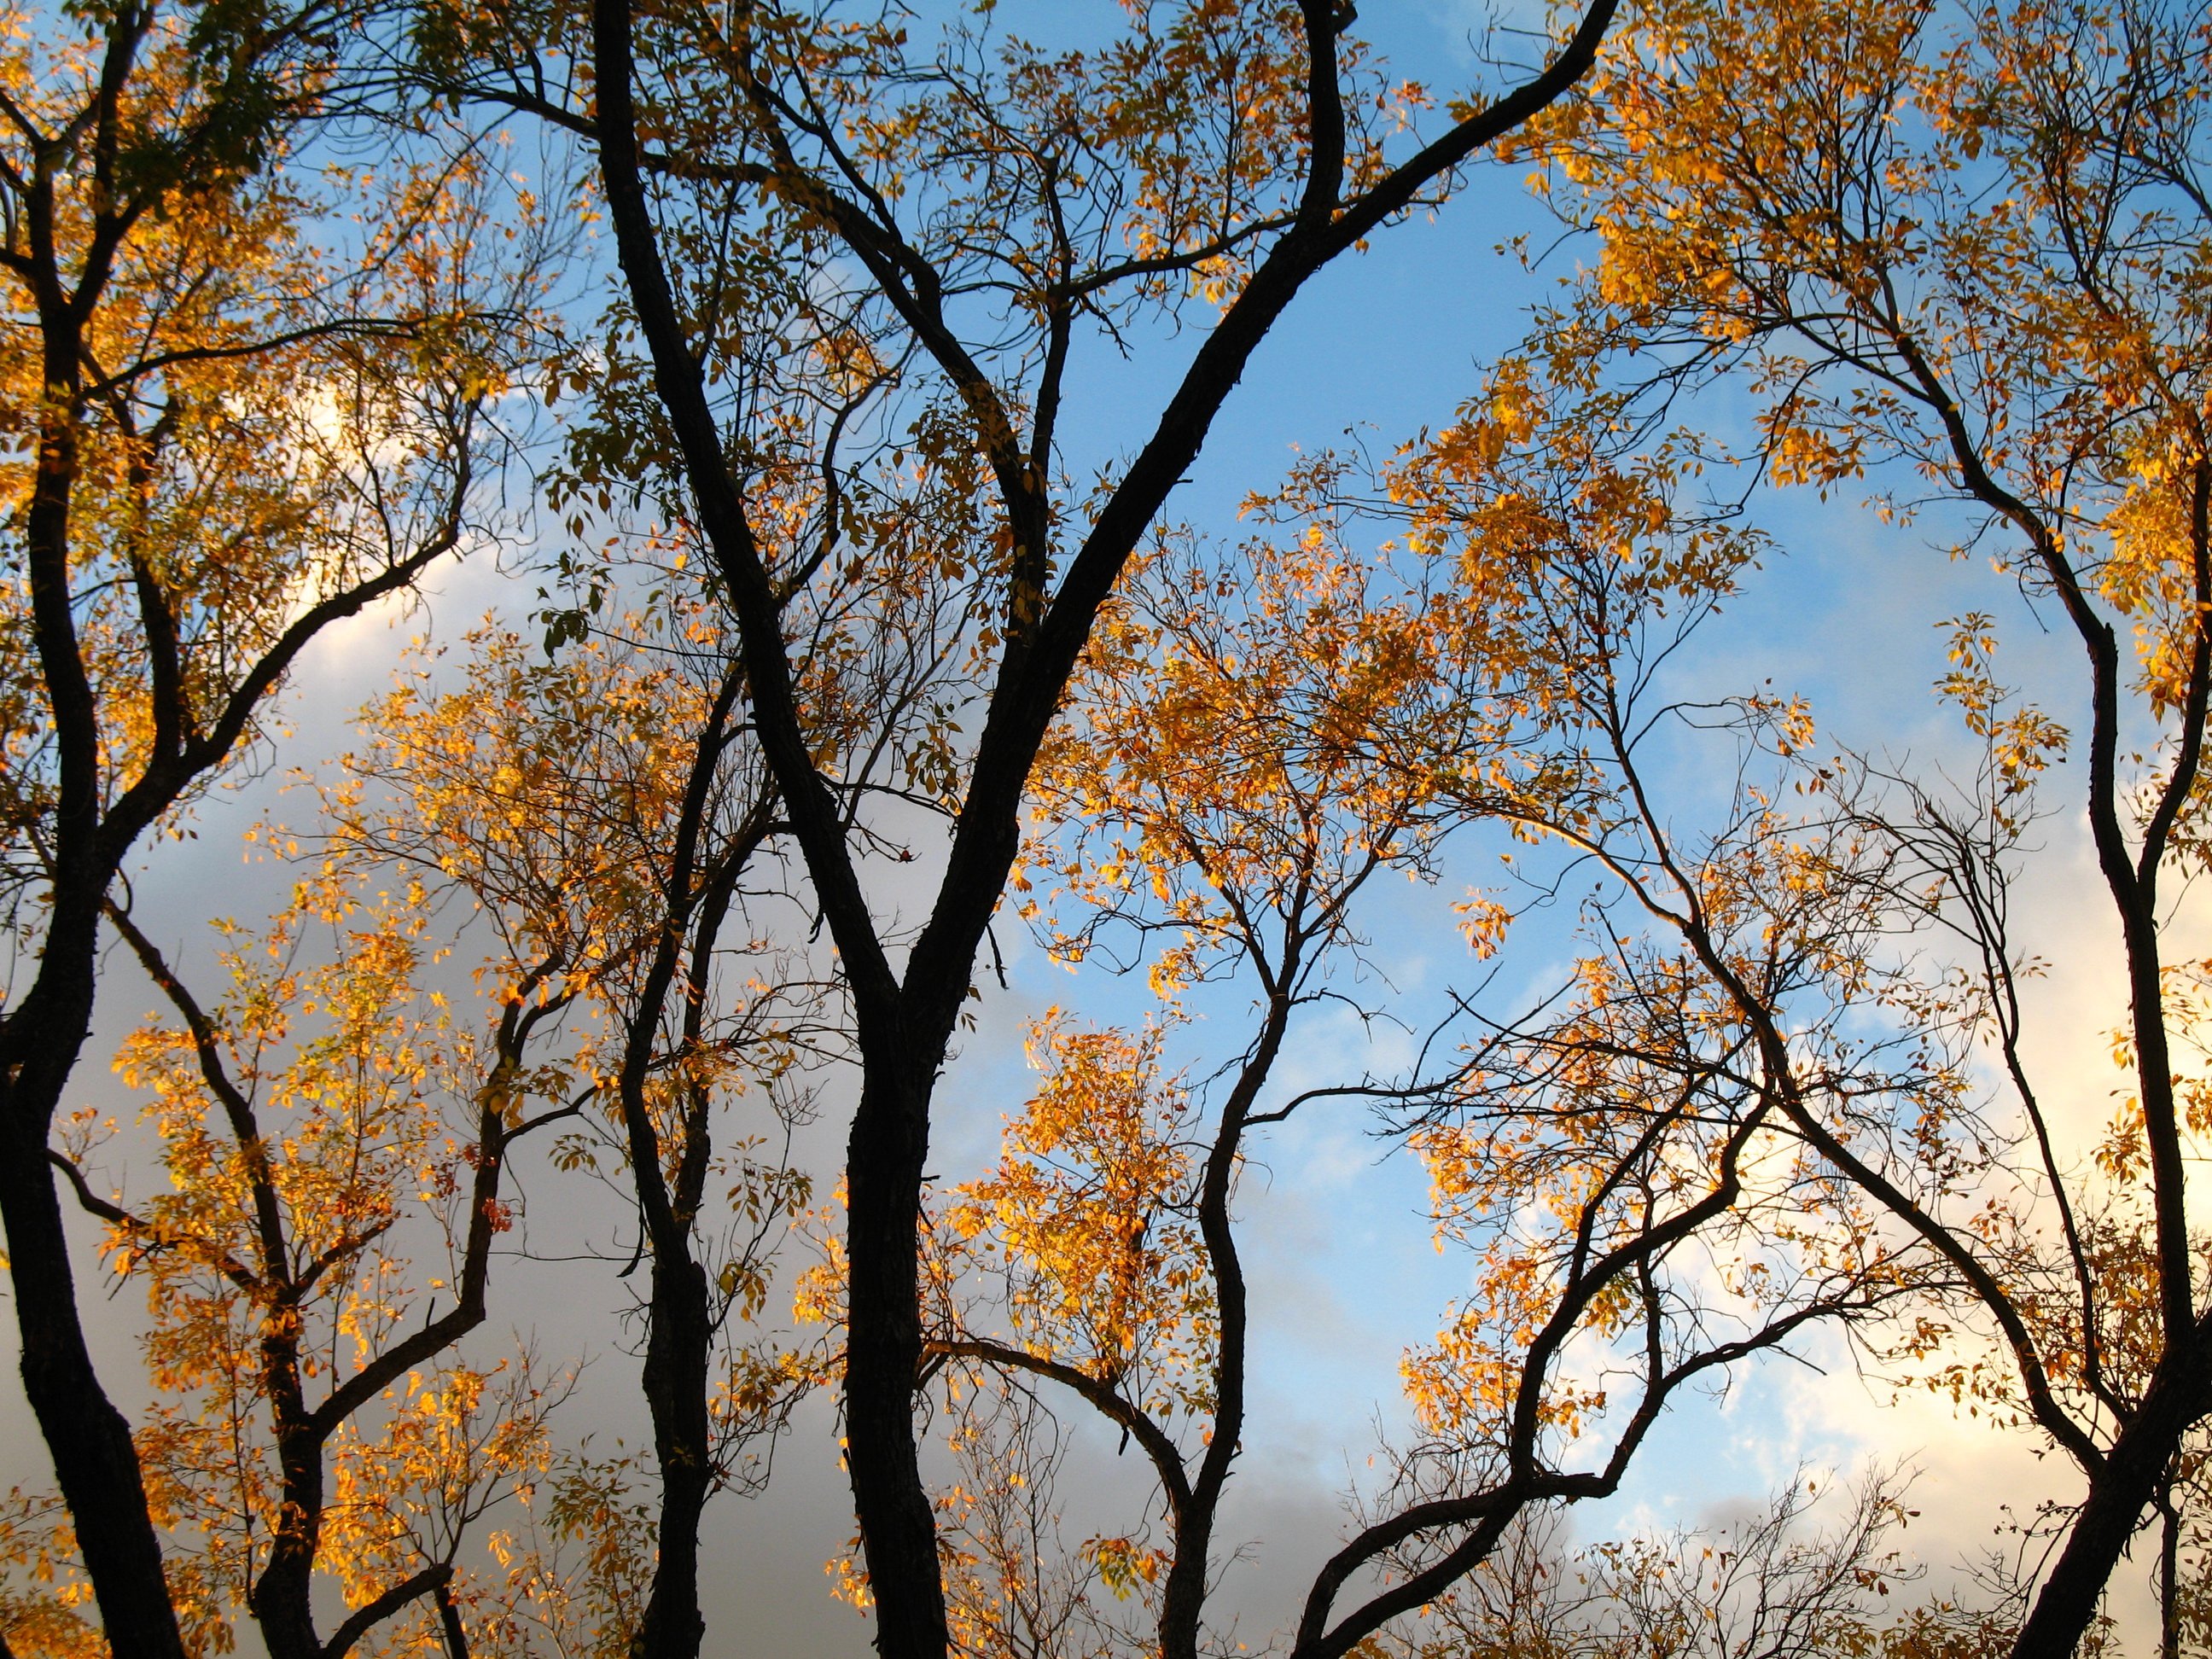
634;1251;715;1659
2160;1494;2180;1659
248;1412;329;1659
0;387;189;1657
437;1579;473;1658
2012;1350;2210;1659
0;1078;189;1659
841;1058;945;1659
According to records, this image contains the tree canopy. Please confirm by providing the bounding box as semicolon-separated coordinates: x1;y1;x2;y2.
2;2;2209;1657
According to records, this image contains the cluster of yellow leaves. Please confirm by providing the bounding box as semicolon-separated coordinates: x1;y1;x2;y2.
470;1451;659;1659
110;888;457;1394
329;607;810;1176
79;884;533;1633
941;1016;1215;1423
1400;938;1803;1448
335;621;710;1011
1932;614;2070;814
1518;0;2212;713
0;1492;103;1659
323;1364;558;1656
1231;362;1770;888
1027;519;1497;998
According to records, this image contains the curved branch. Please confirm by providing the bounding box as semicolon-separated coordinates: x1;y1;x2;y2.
925;1337;1193;1517
320;1562;453;1659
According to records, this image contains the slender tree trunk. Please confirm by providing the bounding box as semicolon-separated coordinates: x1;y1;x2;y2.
2013;1349;2209;1659
249;1414;329;1659
2160;1494;2180;1659
1156;987;1291;1659
634;1250;715;1659
437;1579;472;1658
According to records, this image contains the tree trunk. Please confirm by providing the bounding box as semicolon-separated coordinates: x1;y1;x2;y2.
841;1058;946;1659
249;1414;329;1659
2160;1497;2180;1659
0;261;190;1659
634;1252;714;1659
0;1074;189;1659
2012;1350;2209;1659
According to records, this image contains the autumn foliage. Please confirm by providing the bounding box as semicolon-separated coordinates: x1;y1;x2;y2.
3;1;2212;1657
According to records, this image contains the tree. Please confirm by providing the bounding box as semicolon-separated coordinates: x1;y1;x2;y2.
326;607;830;1658
1409;1468;2017;1659
61;882;578;1659
26;592;843;1658
905;403;1924;1659
930;515;1476;1659
1500;0;2212;1646
26;3;2171;1652
421;4;1627;1650
0;3;546;1649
